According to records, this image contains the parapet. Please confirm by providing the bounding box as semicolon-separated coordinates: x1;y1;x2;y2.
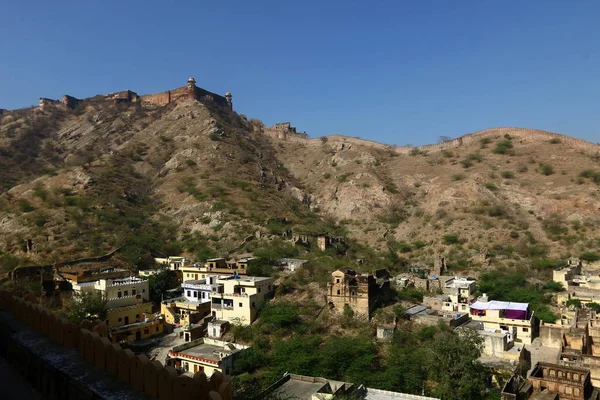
0;290;232;400
29;77;232;113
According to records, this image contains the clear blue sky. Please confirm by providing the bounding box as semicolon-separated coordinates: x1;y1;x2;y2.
1;1;599;145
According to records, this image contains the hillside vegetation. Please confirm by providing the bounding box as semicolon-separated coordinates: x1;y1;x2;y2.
1;99;600;281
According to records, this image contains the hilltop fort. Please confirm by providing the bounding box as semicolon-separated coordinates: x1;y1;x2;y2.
36;77;233;111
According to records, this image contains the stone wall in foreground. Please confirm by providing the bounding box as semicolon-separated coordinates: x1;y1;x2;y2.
0;290;232;400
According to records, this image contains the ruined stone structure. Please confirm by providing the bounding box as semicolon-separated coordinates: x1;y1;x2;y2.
262;122;307;140
529;362;596;399
33;77;232;112
326;268;390;319
539;309;600;389
502;362;599;400
316;234;346;251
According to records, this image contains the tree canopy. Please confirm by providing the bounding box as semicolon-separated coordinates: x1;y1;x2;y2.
65;291;107;323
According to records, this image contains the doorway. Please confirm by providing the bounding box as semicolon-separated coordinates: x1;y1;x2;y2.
136;330;141;341
124;316;129;325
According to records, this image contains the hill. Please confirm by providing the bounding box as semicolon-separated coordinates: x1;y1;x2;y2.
1;87;600;277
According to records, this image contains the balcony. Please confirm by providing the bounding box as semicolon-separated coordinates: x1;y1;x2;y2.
211;303;234;310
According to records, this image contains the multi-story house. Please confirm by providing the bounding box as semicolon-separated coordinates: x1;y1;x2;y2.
71;277;163;343
441;277;477;314
469;295;535;345
161;277;217;330
179;258;253;282
154;256;190;271
210;275;274;326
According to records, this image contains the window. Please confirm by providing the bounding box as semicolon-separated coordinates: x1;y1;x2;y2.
258;288;261;293
142;289;145;293
336;279;340;283
193;291;198;298
117;291;122;298
124;290;128;296
187;291;191;297
337;290;341;295
118;317;122;322
156;326;159;332
239;302;242;307
135;314;140;319
522;327;529;332
132;290;136;295
252;302;256;308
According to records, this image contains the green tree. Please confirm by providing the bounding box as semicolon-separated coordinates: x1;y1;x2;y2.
427;329;487;400
65;291;107;323
581;252;600;262
587;303;600;313
567;298;582;309
148;268;173;303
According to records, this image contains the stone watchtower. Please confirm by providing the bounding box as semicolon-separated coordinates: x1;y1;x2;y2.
187;77;196;90
225;92;233;109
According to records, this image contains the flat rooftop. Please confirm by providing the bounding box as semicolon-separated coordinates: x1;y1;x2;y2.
273;377;348;399
366;388;440;400
177;343;225;362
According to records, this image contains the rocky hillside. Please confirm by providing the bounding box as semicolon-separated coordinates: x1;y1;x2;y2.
1;98;600;274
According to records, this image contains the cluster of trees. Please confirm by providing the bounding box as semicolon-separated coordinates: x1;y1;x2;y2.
231;301;496;400
478;270;560;322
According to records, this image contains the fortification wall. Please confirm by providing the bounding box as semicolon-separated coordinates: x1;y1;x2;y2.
0;290;232;400
405;127;600;155
300;127;599;156
12;246;123;281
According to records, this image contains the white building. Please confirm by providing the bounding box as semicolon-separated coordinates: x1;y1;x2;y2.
181;276;219;303
72;276;149;308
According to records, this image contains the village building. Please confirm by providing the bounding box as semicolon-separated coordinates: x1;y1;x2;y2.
326;268;390;319
469;295;535;345
266;373;441;400
376;325;395;340
207;320;230;339
501;362;600;400
210;275;274;326
553;258;600;307
154;256;190;271
404;304;470;328
276;258;309;272
539;309;600;388
165;338;249;377
71;276;164;343
179;257;252;281
58;265;129;284
160;277;216;332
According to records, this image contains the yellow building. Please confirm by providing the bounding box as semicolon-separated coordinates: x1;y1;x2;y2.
180;258;251;282
109;305;164;343
210;275;274;326
154;256;190;271
165;338;249;377
71;276;163;343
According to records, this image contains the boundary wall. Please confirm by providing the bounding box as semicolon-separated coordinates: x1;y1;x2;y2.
0;290;231;400
298;127;600;155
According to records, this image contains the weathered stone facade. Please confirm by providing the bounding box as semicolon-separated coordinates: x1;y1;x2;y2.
326;268;389;319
